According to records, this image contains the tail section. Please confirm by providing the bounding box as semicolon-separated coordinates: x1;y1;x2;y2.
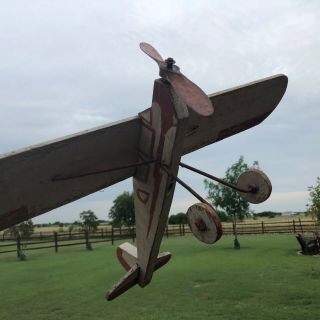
106;263;140;301
106;242;171;301
116;242;138;271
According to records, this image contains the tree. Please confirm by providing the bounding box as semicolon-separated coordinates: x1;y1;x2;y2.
306;177;320;222
8;220;34;240
8;225;19;238
204;156;259;248
80;210;99;233
109;192;135;227
18;220;34;239
204;156;259;221
7;220;34;260
168;213;187;225
215;209;230;222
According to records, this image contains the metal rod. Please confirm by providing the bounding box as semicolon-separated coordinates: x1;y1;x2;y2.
160;165;211;206
179;162;255;194
52;159;156;181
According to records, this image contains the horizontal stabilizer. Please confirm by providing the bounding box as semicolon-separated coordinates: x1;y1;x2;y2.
106;264;140;301
117;242;171;272
106;242;171;300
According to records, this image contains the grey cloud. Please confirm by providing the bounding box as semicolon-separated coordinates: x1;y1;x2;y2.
0;0;319;222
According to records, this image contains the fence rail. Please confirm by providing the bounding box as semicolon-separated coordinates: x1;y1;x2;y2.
0;219;318;256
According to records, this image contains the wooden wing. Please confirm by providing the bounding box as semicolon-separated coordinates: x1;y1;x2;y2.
182;74;288;154
0;117;141;230
0;74;287;231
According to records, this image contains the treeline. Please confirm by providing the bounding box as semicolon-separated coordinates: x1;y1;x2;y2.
253;211;282;218
35;220;109;228
167;211;309;224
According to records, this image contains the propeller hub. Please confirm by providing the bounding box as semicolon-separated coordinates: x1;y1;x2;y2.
140;42;214;117
165;57;176;69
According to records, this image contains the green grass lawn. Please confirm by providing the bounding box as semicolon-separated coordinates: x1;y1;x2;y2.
0;235;319;320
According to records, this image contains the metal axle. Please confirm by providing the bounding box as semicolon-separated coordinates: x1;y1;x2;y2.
52;159;156;181
160;165;211;207
179;162;257;194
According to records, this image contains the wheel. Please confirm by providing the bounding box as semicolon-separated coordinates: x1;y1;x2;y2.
237;169;272;204
186;203;222;244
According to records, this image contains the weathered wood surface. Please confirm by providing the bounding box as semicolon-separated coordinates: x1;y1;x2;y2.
186;203;222;244
182;74;288;154
237;169;272;204
0;117;140;230
0;75;287;231
133;79;189;287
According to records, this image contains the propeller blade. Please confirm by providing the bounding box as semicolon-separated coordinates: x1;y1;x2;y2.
167;72;214;116
140;42;214;116
140;42;164;64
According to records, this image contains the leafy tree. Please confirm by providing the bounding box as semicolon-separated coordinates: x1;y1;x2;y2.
204;156;259;221
168;213;187;225
8;225;19;238
109;192;135;227
68;224;75;233
8;220;34;240
18;220;34;239
306;177;320;222
80;210;99;233
215;209;230;222
204;156;259;248
6;220;34;260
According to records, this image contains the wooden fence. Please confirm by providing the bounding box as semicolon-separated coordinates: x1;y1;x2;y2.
222;219;317;235
0;219;318;256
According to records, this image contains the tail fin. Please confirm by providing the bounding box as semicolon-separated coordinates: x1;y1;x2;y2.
106;242;171;301
116;242;138;271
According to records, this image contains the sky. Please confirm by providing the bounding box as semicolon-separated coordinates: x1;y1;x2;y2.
0;1;319;223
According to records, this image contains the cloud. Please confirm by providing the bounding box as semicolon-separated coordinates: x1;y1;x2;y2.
1;1;319;222
251;191;309;212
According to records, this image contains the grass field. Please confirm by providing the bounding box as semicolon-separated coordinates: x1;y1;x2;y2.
0;235;319;320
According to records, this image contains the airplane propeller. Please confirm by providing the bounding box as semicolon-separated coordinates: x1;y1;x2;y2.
140;42;214;117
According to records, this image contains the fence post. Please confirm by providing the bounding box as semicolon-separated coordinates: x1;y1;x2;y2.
299;218;303;233
179;224;182;236
293;220;296;233
131;227;135;243
166;225;169;238
54;232;58;253
120;227;122;238
261;221;265;234
101;229;104;239
40;232;43;240
182;224;185;236
85;230;92;250
111;226;114;245
16;234;21;258
85;230;89;247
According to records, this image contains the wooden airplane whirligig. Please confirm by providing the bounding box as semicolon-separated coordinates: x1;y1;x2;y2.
0;42;288;300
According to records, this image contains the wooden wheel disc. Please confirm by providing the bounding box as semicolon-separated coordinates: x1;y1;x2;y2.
186;203;222;244
237;169;272;204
